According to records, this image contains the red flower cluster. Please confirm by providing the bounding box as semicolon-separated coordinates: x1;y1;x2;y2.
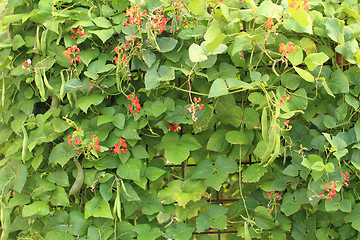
187;97;205;122
279;42;296;55
62;45;81;65
265;17;273;31
288;0;309;12
187;97;204;113
324;181;337;201
267;190;281;201
68;134;81;145
21;59;33;71
172;1;184;11
150;8;169;35
169;123;180;131
127;93;141;116
124;4;146;28
172;0;184;25
310;171;350;202
110;138;128;154
267;190;281;212
70;27;86;40
280;94;291;107
91;135;101;151
341;171;349;187
114;38;141;68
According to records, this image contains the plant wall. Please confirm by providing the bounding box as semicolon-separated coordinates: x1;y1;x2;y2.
1;0;360;239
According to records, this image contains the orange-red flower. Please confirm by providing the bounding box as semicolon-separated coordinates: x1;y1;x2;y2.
279;42;296;54
287;42;296;53
265;17;273;31
114;56;119;66
288;0;309;12
279;42;287;53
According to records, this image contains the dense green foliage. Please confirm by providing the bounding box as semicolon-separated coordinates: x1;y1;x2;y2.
1;0;360;239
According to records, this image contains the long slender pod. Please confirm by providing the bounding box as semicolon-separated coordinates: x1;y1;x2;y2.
69;159;84;196
42;68;55;91
264;131;281;167
21;125;28;163
261;108;268;144
261;119;277;163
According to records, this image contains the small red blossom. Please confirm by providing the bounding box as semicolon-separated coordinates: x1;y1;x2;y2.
119;138;127;148
68;135;72;146
127;94;141;116
279;42;286;53
265;17;273;31
114;56;119;66
280;99;284;106
77;28;86;36
111;138;128;155
89;83;93;89
74;136;81;145
287;42;296;53
122;55;128;64
63;46;81;65
114;46;119;54
341;171;350;187
284;120;290;126
169;123;180;131
21;59;32;71
275;193;280;200
267;191;271;200
187;105;195;113
288;0;309;12
93;138;101;151
71;35;77;40
198;104;204;111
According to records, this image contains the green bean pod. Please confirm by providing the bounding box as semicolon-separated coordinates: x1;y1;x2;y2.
56;25;62;45
261;108;268;144
114;183;122;221
146;24;160;50
264;132;281;167
40;28;48;56
59;71;66;101
244;222;251;240
67;93;73;107
33;25;40;54
116;65;121;91
69;159;84;196
34;68;46;101
21;125;28;163
42;68;54;91
2;73;5;108
0;202;10;240
261;124;277;163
